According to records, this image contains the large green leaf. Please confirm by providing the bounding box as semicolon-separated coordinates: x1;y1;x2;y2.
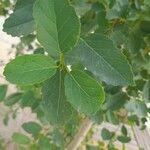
42;70;74;125
4;55;57;85
65;70;105;115
3;0;35;36
33;0;80;56
68;34;134;86
0;85;7;102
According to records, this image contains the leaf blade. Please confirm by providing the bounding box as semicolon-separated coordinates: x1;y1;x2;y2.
65;70;105;115
3;0;35;36
33;0;80;56
0;85;7;102
42;70;74;125
4;55;57;85
68;34;134;86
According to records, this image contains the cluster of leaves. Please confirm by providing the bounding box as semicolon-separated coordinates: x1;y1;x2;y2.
0;0;150;149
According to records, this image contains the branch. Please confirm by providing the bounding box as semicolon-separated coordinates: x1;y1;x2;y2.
66;118;93;150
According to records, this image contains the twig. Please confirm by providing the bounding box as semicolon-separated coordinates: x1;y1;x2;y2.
131;125;141;149
66;118;93;150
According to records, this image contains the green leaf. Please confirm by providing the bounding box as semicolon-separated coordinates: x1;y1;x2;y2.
34;48;45;54
127;29;145;54
97;10;108;33
128;115;139;125
42;70;74;125
106;110;119;125
65;70;105;115
121;125;127;136
101;128;114;140
140;21;150;35
125;100;148;117
20;91;37;108
91;109;104;124
3;0;35;36
22;122;42;136
108;143;116;150
105;92;128;111
117;135;131;143
4;93;22;106
143;80;150;103
106;0;129;20
68;34;134;86
33;0;80;56
12;133;30;145
80;10;97;36
4;54;57;85
0;85;7;102
38;136;51;150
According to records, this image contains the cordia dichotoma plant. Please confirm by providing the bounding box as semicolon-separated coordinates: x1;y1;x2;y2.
0;0;150;149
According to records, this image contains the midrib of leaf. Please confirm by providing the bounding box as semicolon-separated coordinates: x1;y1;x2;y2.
11;66;57;74
36;1;60;51
53;1;78;51
69;72;91;99
54;1;68;51
82;39;129;83
56;70;62;121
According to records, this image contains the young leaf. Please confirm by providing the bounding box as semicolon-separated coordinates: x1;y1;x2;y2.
12;133;30;145
0;85;7;102
3;0;35;36
4;55;57;85
101;128;114;140
65;70;105;115
121;125;128;136
42;70;74;125
4;93;22;106
117;135;131;143
68;34;134;86
22;122;42;136
33;0;80;56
